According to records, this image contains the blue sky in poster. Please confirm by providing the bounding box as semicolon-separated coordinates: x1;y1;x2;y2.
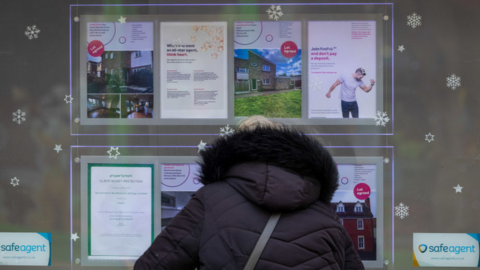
234;49;302;76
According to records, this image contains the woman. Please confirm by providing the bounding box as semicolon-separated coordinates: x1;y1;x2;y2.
135;116;364;270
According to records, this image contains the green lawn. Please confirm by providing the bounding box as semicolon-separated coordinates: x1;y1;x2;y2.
234;90;301;118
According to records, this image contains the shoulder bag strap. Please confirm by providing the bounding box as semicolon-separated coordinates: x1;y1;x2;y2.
243;212;282;270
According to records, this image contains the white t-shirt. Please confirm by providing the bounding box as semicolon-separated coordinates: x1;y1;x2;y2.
339;74;365;102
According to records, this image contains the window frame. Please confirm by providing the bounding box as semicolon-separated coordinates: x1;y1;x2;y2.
358;236;365;249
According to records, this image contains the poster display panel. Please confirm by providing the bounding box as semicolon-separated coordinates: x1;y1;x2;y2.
308;21;377;119
87;164;154;260
160;22;228;119
155;157;384;267
86;22;154;119
234;21;302;118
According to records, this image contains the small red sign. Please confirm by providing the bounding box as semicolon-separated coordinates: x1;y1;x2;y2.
88;40;105;57
354;183;371;200
281;41;298;58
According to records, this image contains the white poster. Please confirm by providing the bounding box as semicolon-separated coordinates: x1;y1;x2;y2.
160;22;227;119
308;21;376;119
86;22;154;119
161;163;202;192
89;164;153;258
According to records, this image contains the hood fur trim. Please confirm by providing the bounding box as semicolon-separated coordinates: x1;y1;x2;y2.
197;126;339;203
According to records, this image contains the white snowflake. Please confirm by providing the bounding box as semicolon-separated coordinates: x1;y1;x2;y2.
10;177;20;187
309;76;323;91
398;45;405;52
425;133;434;143
12;109;26;125
407;13;422;29
446;74;461;90
395;203;409;219
220;125;235;137
107;147;120;159
266;5;283;21
374;111;390;127
25;25;41;39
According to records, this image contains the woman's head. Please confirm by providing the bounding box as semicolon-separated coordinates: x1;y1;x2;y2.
236;115;282;132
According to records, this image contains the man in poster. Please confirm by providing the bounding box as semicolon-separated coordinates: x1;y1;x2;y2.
325;68;375;118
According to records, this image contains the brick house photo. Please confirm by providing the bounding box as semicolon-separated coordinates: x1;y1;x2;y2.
331;198;377;260
234;49;301;94
87;50;154;94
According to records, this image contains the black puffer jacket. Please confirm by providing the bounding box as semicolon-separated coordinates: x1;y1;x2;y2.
135;127;364;270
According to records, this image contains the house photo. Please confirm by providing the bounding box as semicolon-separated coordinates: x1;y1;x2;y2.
331;198;377;260
234;49;302;94
87;50;154;94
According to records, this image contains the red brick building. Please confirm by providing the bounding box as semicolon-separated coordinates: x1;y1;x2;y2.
331;198;376;260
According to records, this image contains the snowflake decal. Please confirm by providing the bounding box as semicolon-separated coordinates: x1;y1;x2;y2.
64;95;73;104
425;133;434;143
107;147;121;159
395;203;409;219
25;25;41;39
309;76;323;91
220;125;235;137
12;109;26;125
266;5;283;21
407;13;422;29
10;177;20;187
398;45;405;52
446;74;461;90
374;111;390;126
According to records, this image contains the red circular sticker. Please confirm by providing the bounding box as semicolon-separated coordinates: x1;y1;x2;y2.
354;183;371;200
88;40;105;57
281;41;298;58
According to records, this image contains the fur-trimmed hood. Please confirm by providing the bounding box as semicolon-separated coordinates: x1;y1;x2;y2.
197;127;339;211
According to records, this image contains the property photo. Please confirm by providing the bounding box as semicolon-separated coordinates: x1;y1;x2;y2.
233;49;302;118
331;199;377;261
87;94;153;119
87;50;154;94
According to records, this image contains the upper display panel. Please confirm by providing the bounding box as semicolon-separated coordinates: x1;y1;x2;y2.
71;4;393;135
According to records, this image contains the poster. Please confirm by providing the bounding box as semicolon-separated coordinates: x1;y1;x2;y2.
0;233;51;266
160;163;202;228
234;21;302;118
160;22;227;119
86;22;154;119
88;164;153;258
333;164;377;260
308;21;376;119
413;233;480;267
